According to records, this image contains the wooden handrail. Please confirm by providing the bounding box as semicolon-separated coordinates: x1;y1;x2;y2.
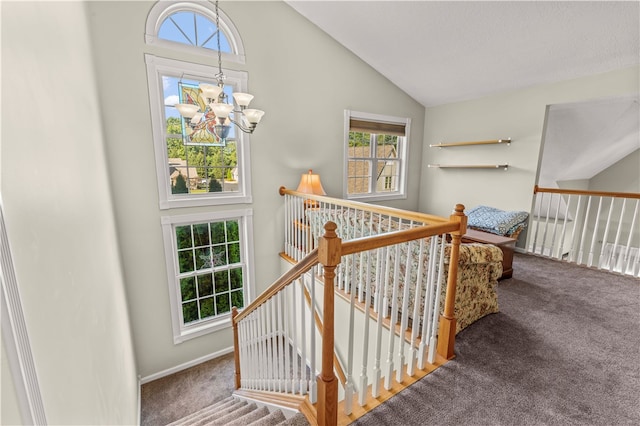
341;222;461;256
279;186;448;225
534;185;640;199
234;248;319;324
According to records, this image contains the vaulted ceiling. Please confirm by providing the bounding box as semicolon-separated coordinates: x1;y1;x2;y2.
287;1;640;185
286;1;639;107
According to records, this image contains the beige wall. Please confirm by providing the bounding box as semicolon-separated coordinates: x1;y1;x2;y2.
419;66;640;220
1;1;138;424
84;1;425;378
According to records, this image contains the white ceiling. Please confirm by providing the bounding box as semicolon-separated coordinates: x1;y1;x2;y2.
286;0;640;107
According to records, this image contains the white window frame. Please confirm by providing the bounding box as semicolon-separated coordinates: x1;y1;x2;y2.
343;110;410;202
146;54;253;209
161;209;255;344
145;0;246;64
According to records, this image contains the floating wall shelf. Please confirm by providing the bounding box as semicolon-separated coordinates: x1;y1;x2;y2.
428;164;509;170
430;138;511;148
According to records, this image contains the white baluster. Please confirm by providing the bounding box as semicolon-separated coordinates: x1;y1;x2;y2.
428;235;447;364
344;258;357;415
418;236;438;369
588;197;604;267
407;238;426;376
358;248;372;406
558;195;572;260
569;195;583;262
372;247;386;398
309;273;317;404
549;194;562;258
300;279;307;395
384;245;401;390
397;239;414;382
541;192;552;253
577;196;594;265
291;279;298;393
271;298;279;392
609;198;627;272
283;287;291;393
598;197;615;269
531;193;542;254
621;199;639;274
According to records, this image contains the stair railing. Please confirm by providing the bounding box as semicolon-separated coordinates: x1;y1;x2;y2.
529;186;640;277
232;188;467;426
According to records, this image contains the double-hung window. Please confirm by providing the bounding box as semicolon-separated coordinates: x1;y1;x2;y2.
162;211;254;343
344;110;410;201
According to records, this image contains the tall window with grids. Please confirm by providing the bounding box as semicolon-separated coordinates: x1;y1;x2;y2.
146;2;255;344
344;111;410;201
162;210;254;343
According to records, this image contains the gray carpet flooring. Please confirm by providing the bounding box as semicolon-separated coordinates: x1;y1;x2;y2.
353;253;640;425
141;353;236;425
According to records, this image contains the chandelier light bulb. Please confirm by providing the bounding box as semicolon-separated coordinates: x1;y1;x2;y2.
243;109;265;125
174;103;200;118
232;92;254;108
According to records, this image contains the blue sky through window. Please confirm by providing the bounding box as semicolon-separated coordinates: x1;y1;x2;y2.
158;11;231;52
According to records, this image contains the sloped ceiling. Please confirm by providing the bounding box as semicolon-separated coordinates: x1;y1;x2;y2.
539;95;640;187
287;1;640;185
286;1;640;107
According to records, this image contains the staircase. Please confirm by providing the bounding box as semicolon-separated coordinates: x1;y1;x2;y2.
166;396;309;426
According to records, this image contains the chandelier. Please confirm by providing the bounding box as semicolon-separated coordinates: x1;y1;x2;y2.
174;0;264;146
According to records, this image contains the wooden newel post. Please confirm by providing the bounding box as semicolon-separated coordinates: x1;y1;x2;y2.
317;221;341;426
231;307;241;389
437;204;467;360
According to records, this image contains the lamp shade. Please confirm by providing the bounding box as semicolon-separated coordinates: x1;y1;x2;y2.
243;109;265;125
211;103;234;119
233;92;254;107
200;83;223;101
296;169;326;195
175;103;200;118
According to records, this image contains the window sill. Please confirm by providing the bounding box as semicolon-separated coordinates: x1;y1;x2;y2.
174;314;233;344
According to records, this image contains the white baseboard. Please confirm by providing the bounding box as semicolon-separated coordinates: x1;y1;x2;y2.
139;346;234;384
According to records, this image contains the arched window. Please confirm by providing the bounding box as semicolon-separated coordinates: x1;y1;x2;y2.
145;0;245;63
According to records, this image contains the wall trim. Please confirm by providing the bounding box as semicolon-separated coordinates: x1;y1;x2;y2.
0;198;48;425
139;346;234;385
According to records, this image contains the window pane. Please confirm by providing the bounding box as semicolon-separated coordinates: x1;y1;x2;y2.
347;160;371;194
214;270;229;294
226;220;239;242
212;245;227;266
158;11;232;52
178;250;195;273
199;297;215;319
194;247;211;270
210;222;226;244
228;242;241;264
193;223;210;247
215;294;230;315
180;277;196;301
176;225;192;249
230;268;243;290
182;301;198;323
230;290;244;309
162;76;239;197
197;274;213;297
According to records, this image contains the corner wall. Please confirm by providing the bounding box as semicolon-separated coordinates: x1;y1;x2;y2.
419;66;639;219
1;2;138;423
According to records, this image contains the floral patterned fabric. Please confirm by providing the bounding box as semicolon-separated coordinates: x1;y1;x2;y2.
306;208;503;334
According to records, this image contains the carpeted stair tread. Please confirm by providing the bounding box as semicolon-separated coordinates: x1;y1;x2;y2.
278;413;310;425
207;401;259;426
245;407;286;425
224;405;270;426
165;396;237;426
189;400;248;426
